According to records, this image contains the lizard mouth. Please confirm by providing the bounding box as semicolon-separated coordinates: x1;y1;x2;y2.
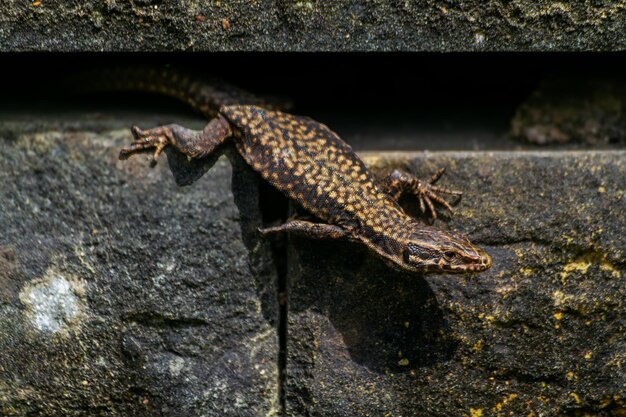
378;241;492;275
400;253;492;274
430;249;491;274
451;251;492;273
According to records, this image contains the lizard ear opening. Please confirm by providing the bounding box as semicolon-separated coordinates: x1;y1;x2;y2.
402;244;424;266
403;248;411;265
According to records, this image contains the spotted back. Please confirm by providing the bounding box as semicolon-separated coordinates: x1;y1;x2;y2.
220;105;405;233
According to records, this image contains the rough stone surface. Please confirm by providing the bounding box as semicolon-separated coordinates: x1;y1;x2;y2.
1;0;625;51
1;107;625;416
286;151;625;417
0;116;280;416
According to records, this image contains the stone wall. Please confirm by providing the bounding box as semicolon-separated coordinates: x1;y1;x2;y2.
0;111;623;416
1;0;625;51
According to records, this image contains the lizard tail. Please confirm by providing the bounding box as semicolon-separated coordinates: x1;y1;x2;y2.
71;65;289;119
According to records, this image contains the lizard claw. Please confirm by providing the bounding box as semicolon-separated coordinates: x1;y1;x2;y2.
383;167;463;222
413;167;462;221
119;125;170;166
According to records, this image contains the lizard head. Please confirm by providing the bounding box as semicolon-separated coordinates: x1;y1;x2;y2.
364;223;491;274
398;226;491;273
367;224;491;274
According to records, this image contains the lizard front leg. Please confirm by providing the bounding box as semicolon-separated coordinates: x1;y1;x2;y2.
381;168;462;220
260;220;353;241
119;114;233;166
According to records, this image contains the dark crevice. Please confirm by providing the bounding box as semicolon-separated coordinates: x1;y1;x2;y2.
123;312;209;328
4;54;626;154
277;260;288;416
229;150;289;414
258;180;290;416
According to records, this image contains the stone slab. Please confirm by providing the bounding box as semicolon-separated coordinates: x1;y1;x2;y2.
0;115;280;416
286;151;625;416
1;1;625;51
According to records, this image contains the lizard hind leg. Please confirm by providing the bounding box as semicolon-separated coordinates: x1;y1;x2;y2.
381;168;463;221
119;114;233;166
260;220;352;241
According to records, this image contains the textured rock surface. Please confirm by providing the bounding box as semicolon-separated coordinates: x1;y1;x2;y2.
1;108;625;417
286;151;625;417
0;115;280;416
1;0;625;51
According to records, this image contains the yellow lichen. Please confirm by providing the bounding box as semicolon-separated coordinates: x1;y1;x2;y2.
570;392;581;404
494;393;519;413
495;282;518;296
560;252;622;281
563;258;592;274
520;267;534;276
469;408;483;417
552;290;568;307
472;340;483;352
599;259;622;278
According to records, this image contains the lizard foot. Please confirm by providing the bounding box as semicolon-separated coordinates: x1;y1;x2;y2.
119;126;172;167
382;167;463;221
413;167;463;220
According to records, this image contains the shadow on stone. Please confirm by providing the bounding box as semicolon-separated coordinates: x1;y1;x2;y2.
164;147;221;187
165;145;281;326
290;238;457;374
228;149;282;326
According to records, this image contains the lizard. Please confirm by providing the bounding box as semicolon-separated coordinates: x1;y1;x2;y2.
117;67;492;274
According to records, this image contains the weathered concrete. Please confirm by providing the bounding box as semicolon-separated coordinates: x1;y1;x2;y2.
0;115;280;416
0;108;624;416
1;0;625;51
286;151;625;417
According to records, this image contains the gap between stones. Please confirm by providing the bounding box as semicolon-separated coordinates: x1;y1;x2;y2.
258;181;290;415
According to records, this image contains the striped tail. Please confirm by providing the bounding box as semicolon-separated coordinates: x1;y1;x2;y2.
72;65;288;119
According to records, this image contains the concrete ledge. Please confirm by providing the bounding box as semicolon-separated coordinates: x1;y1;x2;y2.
0;112;624;416
0;115;280;416
287;151;625;416
2;1;625;51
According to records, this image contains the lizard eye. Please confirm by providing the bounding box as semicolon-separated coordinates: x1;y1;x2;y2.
443;251;456;261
